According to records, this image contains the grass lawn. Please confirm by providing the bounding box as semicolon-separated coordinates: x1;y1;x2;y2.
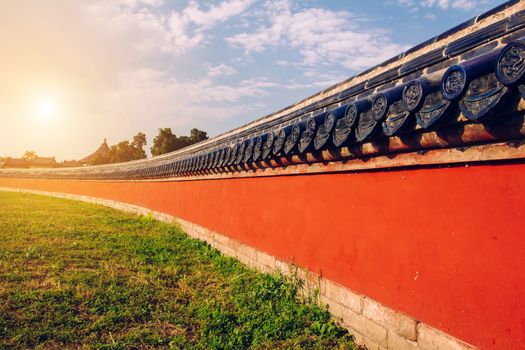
0;192;360;349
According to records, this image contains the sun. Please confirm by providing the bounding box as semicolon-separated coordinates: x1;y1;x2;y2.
35;99;58;122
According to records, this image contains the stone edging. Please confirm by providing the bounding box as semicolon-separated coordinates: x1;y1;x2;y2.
0;187;477;350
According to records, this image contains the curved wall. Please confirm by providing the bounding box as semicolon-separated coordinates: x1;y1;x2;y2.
1;161;524;349
2;3;525;349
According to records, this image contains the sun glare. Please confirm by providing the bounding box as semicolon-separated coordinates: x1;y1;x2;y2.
35;99;58;122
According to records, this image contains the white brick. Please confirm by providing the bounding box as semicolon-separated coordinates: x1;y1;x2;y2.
363;298;418;341
256;251;276;269
214;233;232;246
207;239;221;250
361;334;388;350
274;259;289;274
347;328;387;350
218;245;236;258
241;245;258;262
234;252;250;266
292;267;307;281
417;324;477;350
389;331;420;350
350;330;365;345
319;295;346;321
257;263;274;274
324;280;363;314
343;308;388;347
200;229;214;241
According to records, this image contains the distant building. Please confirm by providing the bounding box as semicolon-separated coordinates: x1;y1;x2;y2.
30;157;57;168
55;139;110;167
80;138;110;165
1;139;111;169
1;157;29;168
60;160;83;168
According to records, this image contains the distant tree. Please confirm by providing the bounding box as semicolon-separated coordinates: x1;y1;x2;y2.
108;141;131;163
178;135;191;148
150;128;208;156
189;128;208;144
131;132;147;159
89;132;147;165
23;150;38;162
89;153;109;166
107;132;148;163
150;128;177;156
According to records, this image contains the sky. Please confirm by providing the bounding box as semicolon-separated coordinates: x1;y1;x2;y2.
0;0;506;160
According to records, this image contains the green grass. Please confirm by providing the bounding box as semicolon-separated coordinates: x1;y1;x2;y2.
0;192;360;350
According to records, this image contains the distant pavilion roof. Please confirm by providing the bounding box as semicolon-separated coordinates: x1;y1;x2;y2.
80;139;110;164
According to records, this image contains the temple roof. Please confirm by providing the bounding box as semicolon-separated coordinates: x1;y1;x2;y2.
80;139;110;163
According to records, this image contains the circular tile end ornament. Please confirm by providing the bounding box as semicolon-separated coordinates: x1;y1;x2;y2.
403;81;424;112
496;41;525;86
441;65;467;100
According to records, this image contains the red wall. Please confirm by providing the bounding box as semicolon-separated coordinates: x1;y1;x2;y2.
1;163;524;349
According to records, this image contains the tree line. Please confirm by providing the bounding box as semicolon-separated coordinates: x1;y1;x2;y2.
90;128;208;165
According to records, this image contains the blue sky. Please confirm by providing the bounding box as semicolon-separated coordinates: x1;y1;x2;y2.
0;0;505;159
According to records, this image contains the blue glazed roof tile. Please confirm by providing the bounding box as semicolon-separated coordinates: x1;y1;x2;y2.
477;0;519;22
366;67;401;88
508;9;525;30
436;17;477;42
337;82;366;99
444;20;509;57
404;37;437;56
400;48;445;75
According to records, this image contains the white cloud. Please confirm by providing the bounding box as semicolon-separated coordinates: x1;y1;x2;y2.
207;64;238;77
102;70;275;135
87;0;254;57
303;71;347;86
421;0;477;10
168;0;253;53
424;12;437;20
120;0;166;7
183;0;253;27
227;1;408;70
399;0;479;11
275;60;290;66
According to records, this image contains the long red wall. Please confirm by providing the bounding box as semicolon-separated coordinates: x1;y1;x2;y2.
1;163;524;349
